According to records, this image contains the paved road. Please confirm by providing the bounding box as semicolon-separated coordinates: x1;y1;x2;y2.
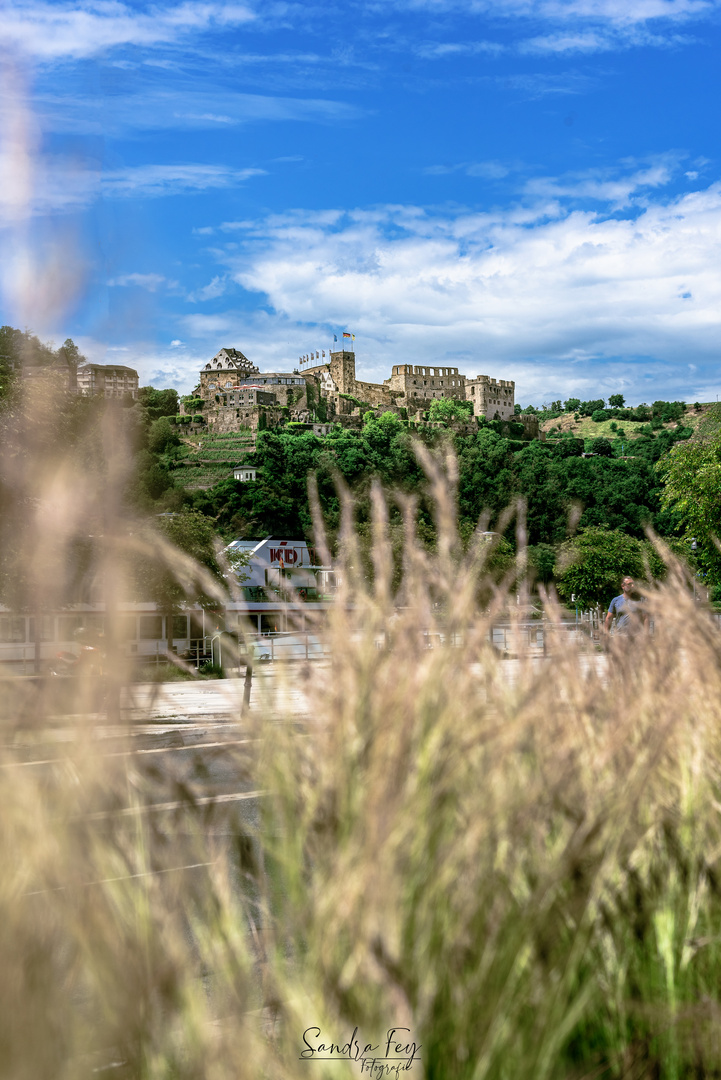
3;653;609;808
120;664;315;725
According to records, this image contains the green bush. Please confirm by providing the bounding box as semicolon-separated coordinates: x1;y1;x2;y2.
552;437;583;459
589;436;614;456
192;415;204;424
197;662;225;678
147;416;180;454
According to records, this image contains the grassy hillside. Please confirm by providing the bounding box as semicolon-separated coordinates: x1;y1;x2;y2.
539;401;720;445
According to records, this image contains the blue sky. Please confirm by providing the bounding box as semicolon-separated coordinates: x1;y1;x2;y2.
1;0;720;405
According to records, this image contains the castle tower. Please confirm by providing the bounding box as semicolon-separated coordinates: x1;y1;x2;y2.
329;346;356;395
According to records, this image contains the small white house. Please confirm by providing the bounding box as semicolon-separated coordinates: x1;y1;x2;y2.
233;466;257;482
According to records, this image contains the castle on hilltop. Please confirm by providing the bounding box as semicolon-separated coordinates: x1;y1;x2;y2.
185;343;516;433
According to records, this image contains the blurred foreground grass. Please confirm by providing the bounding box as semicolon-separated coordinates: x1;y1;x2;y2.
2;403;721;1079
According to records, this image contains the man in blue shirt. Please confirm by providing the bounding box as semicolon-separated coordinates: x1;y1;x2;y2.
604;576;646;637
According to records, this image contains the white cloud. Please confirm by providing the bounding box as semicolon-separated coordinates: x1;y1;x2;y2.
187;275;229;302
394;0;718;22
415;40;505;57
2;1;256;62
518;26;694;50
35;87;363;138
102;164;265;198
198;176;721;401
390;0;718;54
524;160;678;206
520;29;615;51
425;160;511;179
107;272;172;291
536;0;715;21
0;151;266;224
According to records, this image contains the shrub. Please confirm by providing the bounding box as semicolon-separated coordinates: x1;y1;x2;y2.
580;398;605;416
589;436;614;456
197;662;225;678
192;415;204;424
428;397;474;424
147;415;180;453
528;542;556;582
591;409;608;423
553;437;583;458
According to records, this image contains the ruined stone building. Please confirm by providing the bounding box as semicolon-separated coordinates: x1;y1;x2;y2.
464;376;515;421
194;348;314;432
190;343;516;432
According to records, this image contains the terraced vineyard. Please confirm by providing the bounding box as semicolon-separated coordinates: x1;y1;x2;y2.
173;432;256;490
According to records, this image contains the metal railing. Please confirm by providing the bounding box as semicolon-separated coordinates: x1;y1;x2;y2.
212;631;329;667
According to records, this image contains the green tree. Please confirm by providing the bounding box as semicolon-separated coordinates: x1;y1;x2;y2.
0;325;56;372
0;353;15;403
528;543;556;584
564;398;581;412
0;327;23;402
657;431;721;584
589;437;614;457
555;527;664;608
138;387;179;420
552;437;583;459
56;338;86;388
580;399;605;416
147;416;180;455
427;397;473;424
608;393;625;408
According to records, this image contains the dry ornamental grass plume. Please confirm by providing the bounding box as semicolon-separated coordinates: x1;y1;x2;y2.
2;402;721;1079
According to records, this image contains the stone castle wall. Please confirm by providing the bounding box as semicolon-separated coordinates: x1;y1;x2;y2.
464;376;515;421
194;346;519;435
385;363;467;404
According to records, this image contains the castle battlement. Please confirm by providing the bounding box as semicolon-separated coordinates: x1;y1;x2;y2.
194;345;516;433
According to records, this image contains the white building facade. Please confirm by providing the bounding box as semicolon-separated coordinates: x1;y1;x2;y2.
225;537;337;635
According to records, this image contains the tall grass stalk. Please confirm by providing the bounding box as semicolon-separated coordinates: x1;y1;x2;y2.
2;406;721;1078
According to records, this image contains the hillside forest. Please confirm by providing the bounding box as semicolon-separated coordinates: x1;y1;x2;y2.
2;326;720;607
